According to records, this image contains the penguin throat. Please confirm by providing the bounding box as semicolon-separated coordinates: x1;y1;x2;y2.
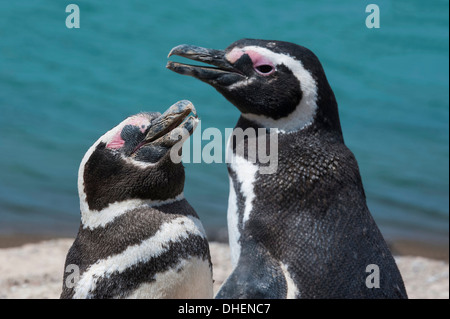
241;98;317;134
80;193;185;230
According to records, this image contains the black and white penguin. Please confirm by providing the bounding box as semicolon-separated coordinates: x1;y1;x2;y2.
167;39;408;299
60;100;213;299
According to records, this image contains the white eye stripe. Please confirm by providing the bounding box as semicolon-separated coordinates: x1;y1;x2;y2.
235;46;318;133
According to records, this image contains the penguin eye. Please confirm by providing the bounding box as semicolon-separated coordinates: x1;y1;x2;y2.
254;64;275;75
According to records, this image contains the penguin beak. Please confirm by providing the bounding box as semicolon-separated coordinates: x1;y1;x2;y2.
167;44;245;87
133;100;198;153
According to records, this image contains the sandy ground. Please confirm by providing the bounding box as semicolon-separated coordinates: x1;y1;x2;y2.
0;238;448;299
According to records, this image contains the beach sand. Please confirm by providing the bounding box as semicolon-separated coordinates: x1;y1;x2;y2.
0;237;448;299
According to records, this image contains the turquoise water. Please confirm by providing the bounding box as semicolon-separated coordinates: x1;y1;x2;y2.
0;1;448;243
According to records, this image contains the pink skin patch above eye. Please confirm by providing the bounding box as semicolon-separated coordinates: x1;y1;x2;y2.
106;115;151;149
226;48;275;75
226;48;245;64
106;132;125;149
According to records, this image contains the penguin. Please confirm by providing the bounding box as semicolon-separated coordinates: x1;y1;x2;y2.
167;39;408;299
60;100;214;299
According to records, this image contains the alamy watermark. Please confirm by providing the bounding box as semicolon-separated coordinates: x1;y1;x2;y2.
65;4;80;29
365;264;380;288
365;4;380;29
66;4;380;30
65;264;80;289
167;120;279;175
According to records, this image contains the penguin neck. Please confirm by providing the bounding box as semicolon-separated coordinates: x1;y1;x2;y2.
79;192;185;230
314;80;343;137
234;115;262;132
236;95;343;141
238;72;343;137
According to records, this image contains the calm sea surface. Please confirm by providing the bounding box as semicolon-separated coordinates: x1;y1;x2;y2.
0;1;448;244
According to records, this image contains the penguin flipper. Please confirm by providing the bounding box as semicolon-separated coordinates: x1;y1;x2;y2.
215;242;288;299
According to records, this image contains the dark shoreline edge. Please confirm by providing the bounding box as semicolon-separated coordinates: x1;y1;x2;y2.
0;230;448;262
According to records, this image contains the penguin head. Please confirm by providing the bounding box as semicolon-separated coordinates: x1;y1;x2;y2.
78;100;198;213
167;39;342;134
